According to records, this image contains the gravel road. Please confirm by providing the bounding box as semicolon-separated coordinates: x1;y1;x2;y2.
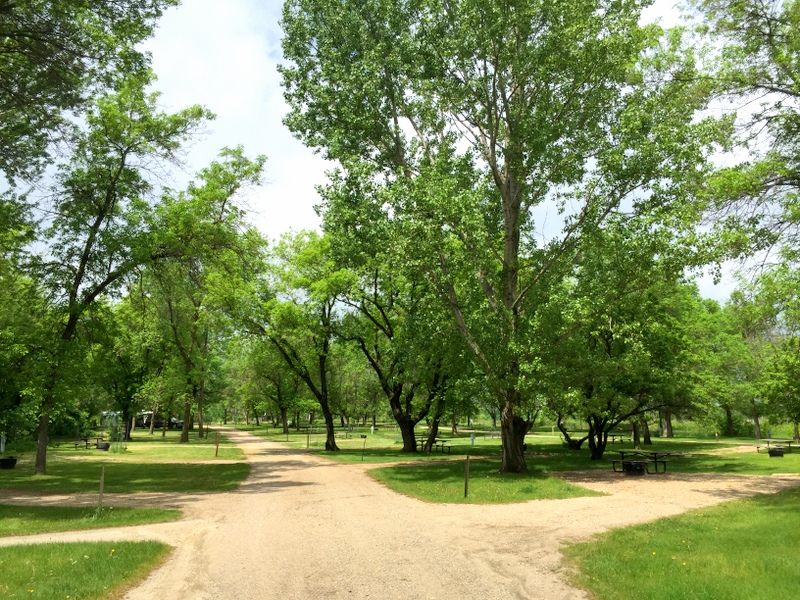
2;429;798;599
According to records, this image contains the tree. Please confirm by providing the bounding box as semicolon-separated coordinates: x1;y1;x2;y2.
147;147;266;442
31;73;212;473
0;0;179;181
241;232;354;451
694;0;800;264
281;0;725;472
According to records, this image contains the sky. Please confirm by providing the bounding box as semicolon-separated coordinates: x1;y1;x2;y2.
142;0;736;301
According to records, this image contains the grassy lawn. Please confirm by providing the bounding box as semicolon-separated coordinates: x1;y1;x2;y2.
0;505;181;537
564;486;800;600
369;458;604;503
0;459;249;494
44;429;244;461
0;541;171;599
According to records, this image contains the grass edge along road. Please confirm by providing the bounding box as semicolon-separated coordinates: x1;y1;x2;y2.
0;541;171;600
563;485;800;600
0;505;182;538
0;460;250;494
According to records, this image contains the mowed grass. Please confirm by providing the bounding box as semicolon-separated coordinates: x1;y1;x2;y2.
0;541;171;599
0;505;181;537
564;486;800;600
47;429;244;461
0;459;249;493
368;458;603;503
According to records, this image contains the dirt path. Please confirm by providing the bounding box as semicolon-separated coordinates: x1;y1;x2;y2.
2;429;799;599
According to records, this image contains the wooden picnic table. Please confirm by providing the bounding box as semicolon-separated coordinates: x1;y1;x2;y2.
608;433;630;444
416;438;452;453
613;450;683;474
757;440;794;454
73;436;105;449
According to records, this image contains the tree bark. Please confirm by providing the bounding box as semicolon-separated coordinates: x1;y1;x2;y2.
663;411;674;438
557;413;587;449
794;421;799;443
752;401;761;439
587;415;609;460
642;418;652;445
35;414;49;475
180;395;192;443
724;406;735;437
499;397;528;473
280;406;289;435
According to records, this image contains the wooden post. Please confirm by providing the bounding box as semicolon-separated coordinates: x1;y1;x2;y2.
361;435;367;461
99;466;105;509
464;456;470;498
215;432;219;457
307;429;310;448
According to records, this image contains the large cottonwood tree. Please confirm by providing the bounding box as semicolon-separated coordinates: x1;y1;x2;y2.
281;0;723;471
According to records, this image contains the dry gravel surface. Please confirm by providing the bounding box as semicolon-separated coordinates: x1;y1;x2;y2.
2;429;799;600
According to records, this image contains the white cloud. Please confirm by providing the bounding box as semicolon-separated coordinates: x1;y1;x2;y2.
142;0;330;243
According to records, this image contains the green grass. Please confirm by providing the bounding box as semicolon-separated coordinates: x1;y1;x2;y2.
563;486;800;600
0;460;249;493
368;458;604;503
0;505;181;537
43;429;244;461
0;541;171;599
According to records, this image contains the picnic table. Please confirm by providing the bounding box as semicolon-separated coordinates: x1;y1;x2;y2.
612;450;683;474
608;433;630;444
416;438;452;453
72;436;105;449
757;440;794;454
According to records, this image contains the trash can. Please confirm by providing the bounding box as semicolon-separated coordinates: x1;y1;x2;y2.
623;460;647;476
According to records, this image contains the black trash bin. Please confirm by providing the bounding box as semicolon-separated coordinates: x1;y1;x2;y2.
623;460;647;476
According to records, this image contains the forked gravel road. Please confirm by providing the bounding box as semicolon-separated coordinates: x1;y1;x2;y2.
2;429;798;599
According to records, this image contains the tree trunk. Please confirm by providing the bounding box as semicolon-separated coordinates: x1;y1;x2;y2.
223;407;228;424
587;415;609;460
424;398;445;454
35;414;49;475
663;411;674;438
197;378;205;439
793;420;799;443
724;406;735;437
489;407;497;429
557;413;587;449
280;407;289;435
319;397;339;451
752;401;761;439
499;398;528;473
632;421;641;449
396;414;418;453
148;401;158;435
451;417;458;435
254;411;260;426
180;397;192;443
642;418;652;445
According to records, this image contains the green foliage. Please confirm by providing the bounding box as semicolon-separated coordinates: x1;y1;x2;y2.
282;0;727;472
0;0;180;181
694;0;800;262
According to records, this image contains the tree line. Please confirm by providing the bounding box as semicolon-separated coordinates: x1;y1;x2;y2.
2;0;800;475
